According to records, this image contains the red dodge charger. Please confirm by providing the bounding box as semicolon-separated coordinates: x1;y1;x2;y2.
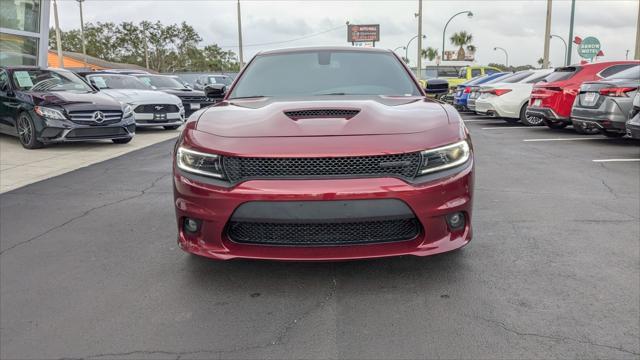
173;47;474;261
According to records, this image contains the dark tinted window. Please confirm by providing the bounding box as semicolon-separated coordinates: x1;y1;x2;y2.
230;50;421;98
543;67;579;82
208;76;232;85
0;70;8;91
485;68;499;75
602;64;640;80
484;73;514;84
471;69;482;77
526;73;551;83
498;71;534;83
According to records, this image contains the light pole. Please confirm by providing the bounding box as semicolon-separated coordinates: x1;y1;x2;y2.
52;0;63;68
567;0;576;64
493;47;508;67
405;35;425;66
416;0;423;80
542;0;552;68
237;0;244;68
441;11;473;66
550;34;567;66
393;46;406;53
76;0;87;68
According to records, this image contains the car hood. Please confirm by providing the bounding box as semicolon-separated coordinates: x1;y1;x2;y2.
99;89;181;104
195;96;451;138
23;90;122;108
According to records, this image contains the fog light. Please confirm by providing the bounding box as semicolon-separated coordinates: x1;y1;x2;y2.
446;212;465;231
183;218;201;233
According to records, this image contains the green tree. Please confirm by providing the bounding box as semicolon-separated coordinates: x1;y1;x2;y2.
449;31;473;60
421;47;438;62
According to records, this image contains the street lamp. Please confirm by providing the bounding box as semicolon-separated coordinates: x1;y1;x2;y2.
493;46;508;67
550;35;567;66
76;0;87;68
405;35;425;65
393;46;406;53
441;10;473;65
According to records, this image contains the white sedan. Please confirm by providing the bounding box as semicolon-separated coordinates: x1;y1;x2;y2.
475;69;554;125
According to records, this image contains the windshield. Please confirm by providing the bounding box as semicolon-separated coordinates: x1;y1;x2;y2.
604;65;640;80
11;69;93;92
136;75;185;89
87;74;151;90
229;50;421;98
207;76;232;86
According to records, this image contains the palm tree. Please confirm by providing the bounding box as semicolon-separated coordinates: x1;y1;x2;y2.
421;47;439;62
450;31;473;60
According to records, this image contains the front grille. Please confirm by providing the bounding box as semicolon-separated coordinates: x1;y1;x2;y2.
66;127;127;139
223;152;422;183
68;110;122;125
134;104;180;113
227;218;420;246
284;109;360;120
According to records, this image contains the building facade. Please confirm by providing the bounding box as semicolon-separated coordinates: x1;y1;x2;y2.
0;0;50;67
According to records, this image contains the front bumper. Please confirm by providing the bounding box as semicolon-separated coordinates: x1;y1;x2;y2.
173;161;474;261
134;111;185;127
35;115;135;143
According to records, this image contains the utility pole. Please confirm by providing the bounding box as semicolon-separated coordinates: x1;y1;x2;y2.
567;0;576;65
237;0;244;68
635;0;640;60
542;0;552;69
53;0;63;68
77;0;87;68
416;0;423;81
143;29;149;69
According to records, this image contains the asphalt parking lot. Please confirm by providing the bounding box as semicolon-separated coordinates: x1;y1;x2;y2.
1;113;638;359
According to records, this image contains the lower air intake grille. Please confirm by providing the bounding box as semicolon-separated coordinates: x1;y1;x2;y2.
222;152;422;182
227;218;420;246
66;127;128;139
284;109;360;119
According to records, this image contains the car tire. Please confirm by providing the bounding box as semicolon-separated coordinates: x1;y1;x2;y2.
163;125;181;130
602;130;625;138
17;112;44;149
520;105;544;126
545;120;568;129
112;138;133;144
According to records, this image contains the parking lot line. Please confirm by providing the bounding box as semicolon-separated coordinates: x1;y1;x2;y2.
482;126;536;130
592;159;640;162
523;137;613;142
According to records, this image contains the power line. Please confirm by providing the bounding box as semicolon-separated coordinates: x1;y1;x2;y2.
219;24;345;48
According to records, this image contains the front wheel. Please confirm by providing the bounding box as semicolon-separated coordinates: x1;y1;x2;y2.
520;105;544;126
17;113;44;149
112;137;133;144
163;125;181;130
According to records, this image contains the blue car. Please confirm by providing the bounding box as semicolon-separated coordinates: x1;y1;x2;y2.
454;72;511;111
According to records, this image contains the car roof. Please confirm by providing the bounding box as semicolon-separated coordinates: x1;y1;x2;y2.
258;46;391;56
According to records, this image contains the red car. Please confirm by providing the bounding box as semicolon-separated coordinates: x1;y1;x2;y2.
527;61;639;129
173;47;474;261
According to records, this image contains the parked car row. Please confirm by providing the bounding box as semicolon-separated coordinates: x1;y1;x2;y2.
448;61;640;139
0;66;228;149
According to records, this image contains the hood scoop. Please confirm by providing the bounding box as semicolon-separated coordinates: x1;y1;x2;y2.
284;108;360;120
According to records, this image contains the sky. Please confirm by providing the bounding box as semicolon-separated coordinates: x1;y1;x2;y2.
51;0;639;67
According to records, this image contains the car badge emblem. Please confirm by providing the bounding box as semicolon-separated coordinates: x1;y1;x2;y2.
155;105;164;111
92;111;105;123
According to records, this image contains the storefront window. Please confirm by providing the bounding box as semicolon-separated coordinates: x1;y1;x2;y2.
0;32;38;66
0;0;41;33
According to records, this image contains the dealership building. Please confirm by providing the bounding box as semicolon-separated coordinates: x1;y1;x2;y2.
0;0;50;67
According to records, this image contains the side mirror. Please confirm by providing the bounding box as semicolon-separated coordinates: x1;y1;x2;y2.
204;84;226;99
423;78;450;97
184;83;192;89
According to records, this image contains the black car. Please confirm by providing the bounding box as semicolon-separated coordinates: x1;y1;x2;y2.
132;74;213;114
0;66;135;149
193;74;233;91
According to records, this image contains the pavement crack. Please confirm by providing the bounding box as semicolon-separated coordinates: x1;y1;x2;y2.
0;173;169;256
478;316;640;356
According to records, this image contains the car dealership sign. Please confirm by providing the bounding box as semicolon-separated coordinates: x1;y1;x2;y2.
578;37;601;60
348;24;380;46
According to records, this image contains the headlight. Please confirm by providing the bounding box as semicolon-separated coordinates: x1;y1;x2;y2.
419;140;470;175
34;106;66;120
176;147;224;178
122;104;133;118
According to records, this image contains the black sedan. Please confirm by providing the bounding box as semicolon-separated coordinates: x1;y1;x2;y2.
132;74;213;114
0;66;135;149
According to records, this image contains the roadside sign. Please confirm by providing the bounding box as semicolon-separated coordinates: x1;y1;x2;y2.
578;37;601;60
347;24;380;43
